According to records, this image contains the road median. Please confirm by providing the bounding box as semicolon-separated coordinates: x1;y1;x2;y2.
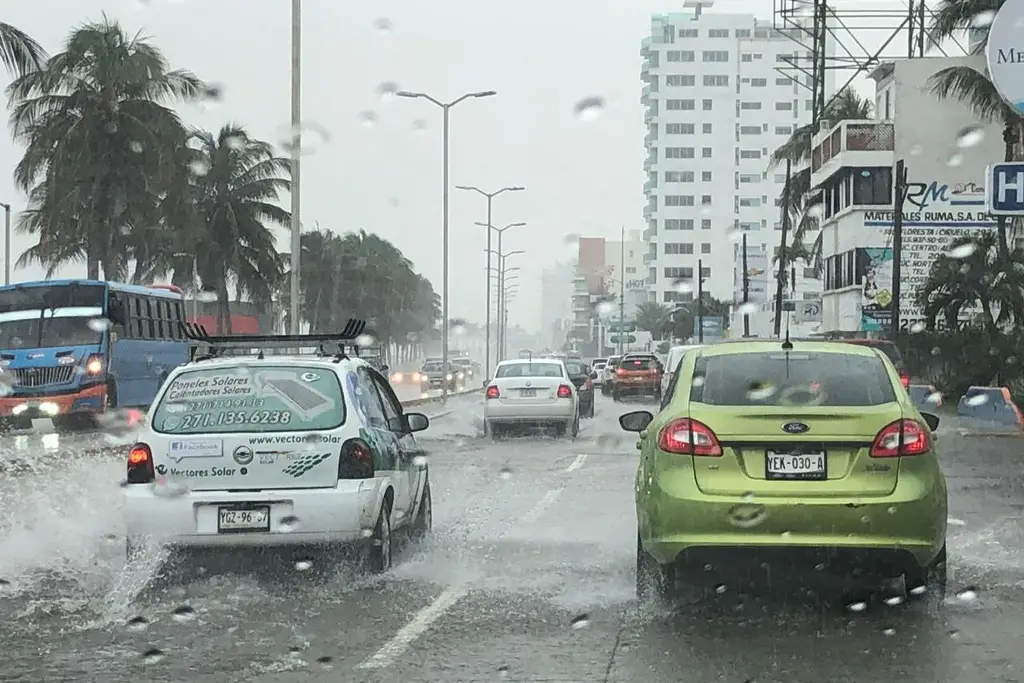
400;388;483;413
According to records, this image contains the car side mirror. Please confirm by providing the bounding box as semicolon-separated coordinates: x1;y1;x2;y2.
381;364;390;376
405;412;429;433
920;412;940;431
619;410;654;432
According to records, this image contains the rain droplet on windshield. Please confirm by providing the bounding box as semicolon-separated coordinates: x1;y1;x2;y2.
88;317;112;332
171;605;196;622
278;121;331;155
412;455;428;467
355;334;376;348
965;394;988;407
294;559;314;572
947;242;976;259
947;153;964;167
141;648;166;664
674;279;693;294
412;119;427;133
745;381;776;401
846;600;868;612
956;586;978;601
374;17;393;34
956;124;985;148
909;321;926;333
126;616;150;631
188;159;211;177
595;301;616;317
882;627;896;636
736;302;758;316
279;515;300;532
971;9;996;26
128;141;144;153
573;96;605;121
197;289;218;303
224;134;245;150
378;82;399;102
315;656;334;669
359;111;378;128
498;465;513;480
726;228;744;243
570;613;591;629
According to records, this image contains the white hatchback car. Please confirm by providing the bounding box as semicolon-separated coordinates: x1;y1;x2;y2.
122;345;432;574
483;359;579;438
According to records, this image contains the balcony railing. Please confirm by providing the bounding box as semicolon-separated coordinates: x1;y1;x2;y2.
811;121;894;173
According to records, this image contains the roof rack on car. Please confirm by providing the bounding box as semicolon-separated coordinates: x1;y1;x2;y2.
182;318;382;364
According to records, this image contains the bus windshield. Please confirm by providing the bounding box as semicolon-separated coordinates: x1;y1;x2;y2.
0;313;103;349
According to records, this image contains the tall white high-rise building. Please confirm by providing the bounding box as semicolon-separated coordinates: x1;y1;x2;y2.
640;10;833;309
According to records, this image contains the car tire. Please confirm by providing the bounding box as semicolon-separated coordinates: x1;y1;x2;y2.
409;480;432;542
636;534;674;602
907;544;946;602
366;499;393;574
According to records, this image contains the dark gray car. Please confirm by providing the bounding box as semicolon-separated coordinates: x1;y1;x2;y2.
419;360;463;392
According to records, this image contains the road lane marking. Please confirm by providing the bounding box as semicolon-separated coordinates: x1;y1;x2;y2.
565;453;588;472
356;587;468;669
521;489;561;523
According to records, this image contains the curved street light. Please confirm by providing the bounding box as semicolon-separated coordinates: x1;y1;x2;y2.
397;89;497;402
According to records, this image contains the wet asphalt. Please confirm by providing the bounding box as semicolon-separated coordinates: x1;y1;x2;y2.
0;389;1021;683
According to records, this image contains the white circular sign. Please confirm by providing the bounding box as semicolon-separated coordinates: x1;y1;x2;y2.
985;0;1024;115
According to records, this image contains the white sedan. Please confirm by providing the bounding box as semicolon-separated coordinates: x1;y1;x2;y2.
483;359;579;439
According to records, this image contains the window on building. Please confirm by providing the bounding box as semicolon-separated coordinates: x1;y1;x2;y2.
702;99;713;111
666;74;696;86
741;54;753;62
702;123;713;134
708;29;730;37
700;266;711;278
701;243;712;254
740;150;762;159
740;125;761;135
664;195;696;207
664;266;693;279
664;218;694;230
735;29;751;38
664;243;695;254
749;78;767;87
851;167;893;205
666;99;696;110
740;101;762;110
679;28;698;38
665;122;695;134
703;75;729;87
739;197;762;207
701;171;713;182
776;76;792;86
701;147;712;158
665;147;695;159
775;101;793;111
701;218;712;230
664;170;695;182
775;125;792;135
667;50;695;62
701;195;712;205
739;173;759;183
703;50;729;62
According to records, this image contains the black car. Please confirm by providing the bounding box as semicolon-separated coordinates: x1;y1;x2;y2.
563;359;595;418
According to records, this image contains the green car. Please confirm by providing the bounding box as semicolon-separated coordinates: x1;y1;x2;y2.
620;339;947;603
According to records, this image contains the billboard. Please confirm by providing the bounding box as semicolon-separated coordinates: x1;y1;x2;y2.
732;243;770;304
871;56;1003;327
857;247;894;332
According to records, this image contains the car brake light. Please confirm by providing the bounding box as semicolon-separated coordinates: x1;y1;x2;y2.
870;419;930;457
486;385;500;399
616;368;626;377
557;384;573;398
126;443;154;484
338;438;375;479
900;373;910;389
658;418;722;456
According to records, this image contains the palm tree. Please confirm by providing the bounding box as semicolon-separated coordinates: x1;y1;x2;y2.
768;88;874;275
6;18;203;278
187;124;290;332
918;231;1024;332
633;301;672;339
928;0;1019;255
0;21;46;76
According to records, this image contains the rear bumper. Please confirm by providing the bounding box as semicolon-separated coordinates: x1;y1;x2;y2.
639;474;946;569
0;384;106;418
122;479;387;548
484;401;575;423
615;382;660;394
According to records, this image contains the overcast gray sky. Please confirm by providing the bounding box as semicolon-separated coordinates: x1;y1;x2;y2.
2;0;894;331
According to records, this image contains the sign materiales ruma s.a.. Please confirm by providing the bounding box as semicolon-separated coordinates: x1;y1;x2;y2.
986;0;1024;116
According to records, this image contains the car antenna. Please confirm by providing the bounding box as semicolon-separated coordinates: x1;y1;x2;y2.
781;313;793;352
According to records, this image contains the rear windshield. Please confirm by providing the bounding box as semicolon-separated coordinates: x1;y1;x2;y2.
606;357;622;368
152;365;345;434
622;357;657;370
843;340;903;365
496;362;564;378
422;362;444;372
691;351;896;406
564;360;587;375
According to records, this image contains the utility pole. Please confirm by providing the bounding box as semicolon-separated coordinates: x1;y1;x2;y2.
742;233;750;338
890;159;909;340
773;159;792;337
697;258;705;343
288;0;302;334
618;225;626;355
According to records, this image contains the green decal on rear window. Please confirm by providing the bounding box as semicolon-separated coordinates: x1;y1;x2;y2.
152;365;345;434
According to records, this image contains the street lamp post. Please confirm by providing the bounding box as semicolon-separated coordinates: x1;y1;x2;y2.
475;222;524;365
0;202;10;285
484;247;524;361
456;185;524;379
398;89;497;403
289;0;302;334
500;285;520;359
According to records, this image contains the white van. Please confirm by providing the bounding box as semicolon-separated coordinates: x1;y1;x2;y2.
662;344;702;395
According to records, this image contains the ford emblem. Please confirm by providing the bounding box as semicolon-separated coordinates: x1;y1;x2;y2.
782;421;809;434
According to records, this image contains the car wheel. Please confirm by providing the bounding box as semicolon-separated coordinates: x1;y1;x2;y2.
636;534;674;602
366;499;393;574
409;481;432;542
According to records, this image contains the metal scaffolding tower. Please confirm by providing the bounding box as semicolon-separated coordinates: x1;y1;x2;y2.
772;0;969;126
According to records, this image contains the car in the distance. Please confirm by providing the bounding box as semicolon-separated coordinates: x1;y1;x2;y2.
121;334;433;574
908;383;943;413
590;358;607;388
452;357;479;382
622;339;947;604
483;358;579;439
419;360;463;393
662;344;702;395
613;353;663;402
601;355;622;396
563;358;595;418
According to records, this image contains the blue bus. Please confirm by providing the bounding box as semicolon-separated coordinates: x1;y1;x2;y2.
0;279;189;429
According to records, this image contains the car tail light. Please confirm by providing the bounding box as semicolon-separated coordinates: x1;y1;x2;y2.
126;443;154;484
486;385;500;399
583;379;592;391
900;373;910;389
557;384;573;398
870;419;930;457
657;418;722;456
616;368;627;377
338;438;375;479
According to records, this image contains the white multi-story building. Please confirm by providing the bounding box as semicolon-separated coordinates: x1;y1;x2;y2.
640;10;833;313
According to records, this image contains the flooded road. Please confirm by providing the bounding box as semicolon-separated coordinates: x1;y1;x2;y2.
0;393;1020;682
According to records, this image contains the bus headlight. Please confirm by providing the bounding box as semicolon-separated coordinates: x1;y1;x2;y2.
85;354;104;375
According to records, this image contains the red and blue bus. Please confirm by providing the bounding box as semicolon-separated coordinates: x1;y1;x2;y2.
0;279;189;429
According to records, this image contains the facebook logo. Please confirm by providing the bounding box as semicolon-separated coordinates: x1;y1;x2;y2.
987;163;1024;215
